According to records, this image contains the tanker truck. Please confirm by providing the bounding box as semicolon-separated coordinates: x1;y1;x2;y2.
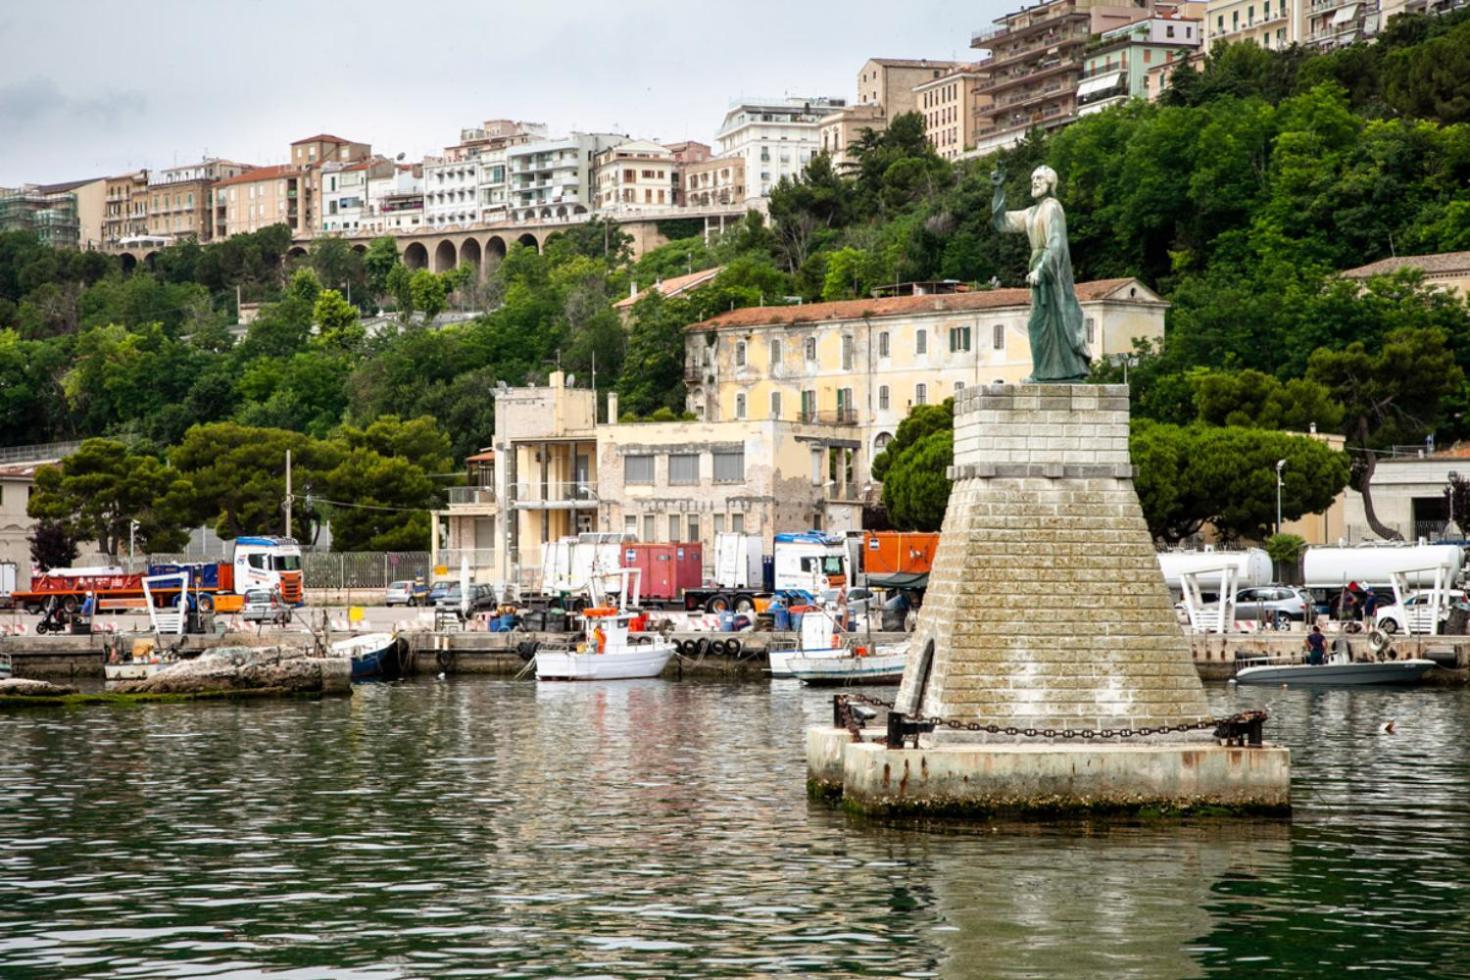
1156;549;1273;596
1301;544;1465;590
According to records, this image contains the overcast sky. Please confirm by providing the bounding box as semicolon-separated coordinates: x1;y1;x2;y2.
0;0;1013;185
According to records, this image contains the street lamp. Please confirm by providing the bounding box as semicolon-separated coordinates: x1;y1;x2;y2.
1448;471;1460;538
1275;459;1287;537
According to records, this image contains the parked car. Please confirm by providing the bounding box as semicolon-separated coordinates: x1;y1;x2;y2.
385;579;430;607
1376;589;1469;634
427;581;455;606
241;588;290;626
435;583;499;613
1201;586;1312;628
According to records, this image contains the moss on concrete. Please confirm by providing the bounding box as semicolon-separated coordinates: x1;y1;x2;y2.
838;792;1292;821
806;778;845;804
0;687;340;709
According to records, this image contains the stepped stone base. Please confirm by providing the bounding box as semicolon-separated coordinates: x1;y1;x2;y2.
894;384;1211;733
804;383;1290;818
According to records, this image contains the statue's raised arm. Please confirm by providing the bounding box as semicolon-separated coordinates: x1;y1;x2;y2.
986;164;1092;383
990;165;1027;237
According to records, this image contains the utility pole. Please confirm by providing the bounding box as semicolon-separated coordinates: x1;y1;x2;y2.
285;449;293;538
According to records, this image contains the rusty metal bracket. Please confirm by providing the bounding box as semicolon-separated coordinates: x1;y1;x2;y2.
885;711;936;749
1213;709;1267;747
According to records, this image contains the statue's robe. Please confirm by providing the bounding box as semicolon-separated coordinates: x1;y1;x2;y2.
992;193;1091;382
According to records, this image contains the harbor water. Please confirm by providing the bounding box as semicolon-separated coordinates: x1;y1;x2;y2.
2;680;1468;977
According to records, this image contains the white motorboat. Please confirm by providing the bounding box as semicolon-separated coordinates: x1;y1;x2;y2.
103;645;180;682
783;610;907;685
1233;653;1437;686
330;632;403;681
535;608;676;681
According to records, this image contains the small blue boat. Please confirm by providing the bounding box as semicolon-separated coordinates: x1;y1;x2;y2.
332;633;402;681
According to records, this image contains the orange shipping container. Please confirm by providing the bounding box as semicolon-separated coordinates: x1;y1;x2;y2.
862;532;940;576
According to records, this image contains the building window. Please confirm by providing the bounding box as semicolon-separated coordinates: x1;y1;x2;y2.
878;331;890;357
624;515;638;536
713;450;744;483
1085;317;1096;346
879;385;890;410
643;514;656;542
625;455;654;485
811;448;824;485
804;336;817;362
841;335;854;370
769;339;782;366
955;381;964;393
669;514;682;542
731;513;744;534
801;389;816;421
735;341;746;367
669;453;699;485
915;383;928;406
714;514;725;536
735;393;747;419
770;391;782;419
688;515;700;542
875;432;893;455
949;325;972;353
993;323;1005;350
916;330;927;355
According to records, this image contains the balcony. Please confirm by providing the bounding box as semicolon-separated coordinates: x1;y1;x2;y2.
509;482;599;509
799;408;859;425
447;486;496;506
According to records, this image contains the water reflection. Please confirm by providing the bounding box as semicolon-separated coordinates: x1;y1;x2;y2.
0;679;1465;977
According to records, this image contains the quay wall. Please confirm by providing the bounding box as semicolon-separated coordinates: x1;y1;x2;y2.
6;629;1468;682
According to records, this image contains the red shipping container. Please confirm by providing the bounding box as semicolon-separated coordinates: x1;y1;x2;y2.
622;542;704;601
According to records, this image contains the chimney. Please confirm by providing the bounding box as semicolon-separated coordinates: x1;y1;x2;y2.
607;391;619;423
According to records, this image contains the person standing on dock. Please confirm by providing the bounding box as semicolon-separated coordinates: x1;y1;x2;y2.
1305;625;1327;666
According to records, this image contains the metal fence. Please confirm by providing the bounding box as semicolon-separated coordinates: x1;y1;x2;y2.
304;552;433;589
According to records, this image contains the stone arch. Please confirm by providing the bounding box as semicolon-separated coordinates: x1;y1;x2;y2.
555;205;568;219
143;251;159;269
351;243;367;255
572;204;588;215
516;232;539;252
403;241;428;269
538;207;553;220
485;236;507;263
433;239;457;273
459;237;482;278
287;245;308;260
119;253;138;275
874;432;893;456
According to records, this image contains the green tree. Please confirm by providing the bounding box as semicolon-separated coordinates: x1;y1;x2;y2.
1190;368;1345;432
871;400;955;531
385;263;413;320
170;423;341;540
617;292;689;416
363;236;401;300
311;288;364;353
410;269;447;324
27;438;193;556
1307;327;1463;539
308;235;364;295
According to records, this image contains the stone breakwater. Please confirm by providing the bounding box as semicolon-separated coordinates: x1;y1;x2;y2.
112;646;351;696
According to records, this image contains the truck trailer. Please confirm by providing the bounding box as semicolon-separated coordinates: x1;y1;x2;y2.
13;537;305;615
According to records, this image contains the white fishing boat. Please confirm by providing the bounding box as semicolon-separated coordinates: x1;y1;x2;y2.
535;608;676;681
330;632;402;681
784;610;908;686
103;642;180;682
1233;653;1436;686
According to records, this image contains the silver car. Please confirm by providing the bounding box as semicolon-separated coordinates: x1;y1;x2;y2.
1231;586;1311;628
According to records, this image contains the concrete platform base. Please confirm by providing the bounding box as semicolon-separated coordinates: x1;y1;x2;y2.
808;726;1290;819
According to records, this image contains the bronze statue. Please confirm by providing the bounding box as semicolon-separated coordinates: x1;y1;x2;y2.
991;164;1091;383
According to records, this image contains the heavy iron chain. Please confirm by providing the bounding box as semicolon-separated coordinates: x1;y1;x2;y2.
837;692;1268;742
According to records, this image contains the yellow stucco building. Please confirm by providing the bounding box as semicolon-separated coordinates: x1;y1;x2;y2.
683;278;1166;470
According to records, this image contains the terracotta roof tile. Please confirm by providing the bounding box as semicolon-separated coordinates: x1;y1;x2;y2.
615;266;724;310
213;164;297;187
687;278;1148;331
1341;251;1470;279
291;133;355;145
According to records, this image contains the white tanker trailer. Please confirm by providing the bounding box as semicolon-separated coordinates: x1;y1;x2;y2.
1157;549;1273;594
1302;544;1465;590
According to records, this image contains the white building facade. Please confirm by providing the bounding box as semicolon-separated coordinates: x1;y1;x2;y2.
507;133;627;222
714;97;844;205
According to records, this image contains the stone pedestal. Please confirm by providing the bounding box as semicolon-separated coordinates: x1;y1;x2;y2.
807;383;1290;817
895;384;1211;732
